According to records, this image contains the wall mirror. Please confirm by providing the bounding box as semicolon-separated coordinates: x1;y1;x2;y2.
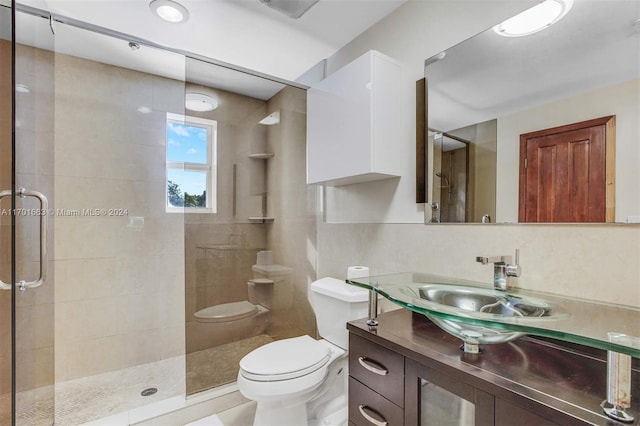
423;0;639;224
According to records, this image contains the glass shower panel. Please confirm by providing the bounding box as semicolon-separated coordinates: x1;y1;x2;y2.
184;57;315;395
0;4;13;424
49;23;187;425
4;7;57;426
13;10;188;424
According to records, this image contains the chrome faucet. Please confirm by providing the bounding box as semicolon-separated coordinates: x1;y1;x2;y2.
476;249;521;291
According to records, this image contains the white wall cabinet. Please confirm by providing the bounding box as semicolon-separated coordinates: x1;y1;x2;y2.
306;50;404;186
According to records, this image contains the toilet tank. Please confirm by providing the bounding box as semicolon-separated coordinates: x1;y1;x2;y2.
309;277;369;349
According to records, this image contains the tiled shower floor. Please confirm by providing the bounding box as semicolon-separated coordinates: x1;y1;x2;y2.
187;334;273;394
5;335;272;426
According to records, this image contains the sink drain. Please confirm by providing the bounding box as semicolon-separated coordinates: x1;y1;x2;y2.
141;387;158;397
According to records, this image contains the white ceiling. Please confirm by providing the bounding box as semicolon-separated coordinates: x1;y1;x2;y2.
17;0;406;84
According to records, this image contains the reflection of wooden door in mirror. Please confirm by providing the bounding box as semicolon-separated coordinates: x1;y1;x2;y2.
518;116;615;223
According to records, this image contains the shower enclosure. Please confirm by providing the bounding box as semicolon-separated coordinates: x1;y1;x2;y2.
428;120;497;223
1;2;317;424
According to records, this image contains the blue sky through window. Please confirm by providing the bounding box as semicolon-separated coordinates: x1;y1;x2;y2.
167;122;208;164
168;169;206;197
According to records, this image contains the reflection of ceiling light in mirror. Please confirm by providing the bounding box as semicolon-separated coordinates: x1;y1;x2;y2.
137;106;152;114
15;84;30;93
493;0;573;37
259;111;280;125
149;0;190;23
185;93;218;112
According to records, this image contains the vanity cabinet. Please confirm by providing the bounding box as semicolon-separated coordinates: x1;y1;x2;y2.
306;50;403;186
348;310;636;426
349;333;404;425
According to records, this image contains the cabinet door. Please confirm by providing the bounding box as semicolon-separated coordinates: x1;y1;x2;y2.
306;50;403;185
405;359;494;426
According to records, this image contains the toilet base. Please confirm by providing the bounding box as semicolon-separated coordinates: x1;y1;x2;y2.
309;405;347;426
254;399;308;426
244;351;349;426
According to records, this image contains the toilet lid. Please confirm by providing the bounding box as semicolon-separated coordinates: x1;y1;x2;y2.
239;335;331;381
194;301;258;323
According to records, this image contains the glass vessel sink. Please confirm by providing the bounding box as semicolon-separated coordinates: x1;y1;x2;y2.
347;272;640;357
417;284;552;317
399;283;566;347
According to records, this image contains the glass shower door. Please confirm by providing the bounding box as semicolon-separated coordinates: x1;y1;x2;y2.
0;4;56;425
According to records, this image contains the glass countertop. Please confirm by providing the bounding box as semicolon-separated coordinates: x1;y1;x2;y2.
347;272;640;358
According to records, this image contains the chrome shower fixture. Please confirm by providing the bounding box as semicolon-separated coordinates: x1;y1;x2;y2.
259;0;319;19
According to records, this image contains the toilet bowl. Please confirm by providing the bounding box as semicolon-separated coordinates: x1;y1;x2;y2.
237;277;369;426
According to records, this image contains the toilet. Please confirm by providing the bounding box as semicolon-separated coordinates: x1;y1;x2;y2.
237;277;369;426
189;279;272;353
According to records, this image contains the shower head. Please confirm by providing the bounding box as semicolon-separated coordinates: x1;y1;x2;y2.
435;172;451;192
259;0;319;18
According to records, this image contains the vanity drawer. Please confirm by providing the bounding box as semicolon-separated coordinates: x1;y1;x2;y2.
349;334;404;407
349;377;403;426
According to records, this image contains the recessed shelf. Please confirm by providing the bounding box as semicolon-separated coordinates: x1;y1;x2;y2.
248;216;275;223
248;153;275;159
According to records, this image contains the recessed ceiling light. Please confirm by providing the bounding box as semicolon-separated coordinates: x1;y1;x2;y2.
137;106;152;114
185;93;218;112
149;0;190;23
493;0;573;37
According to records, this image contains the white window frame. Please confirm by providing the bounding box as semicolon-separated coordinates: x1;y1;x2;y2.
165;113;217;213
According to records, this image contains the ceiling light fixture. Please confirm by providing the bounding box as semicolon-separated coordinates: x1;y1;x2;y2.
185;93;218;112
149;0;190;23
493;0;573;37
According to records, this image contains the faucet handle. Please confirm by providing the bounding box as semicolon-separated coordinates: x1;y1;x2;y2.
476;255;510;265
506;248;521;277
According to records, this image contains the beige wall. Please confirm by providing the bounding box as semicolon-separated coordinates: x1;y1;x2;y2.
314;0;640;308
183;83;269;348
53;53;186;381
183;83;315;379
497;78;640;223
266;86;317;339
13;43;56;402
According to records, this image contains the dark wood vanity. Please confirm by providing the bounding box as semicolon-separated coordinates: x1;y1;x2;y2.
348;309;640;426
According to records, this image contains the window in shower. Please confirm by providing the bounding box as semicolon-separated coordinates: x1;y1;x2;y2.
166;113;217;212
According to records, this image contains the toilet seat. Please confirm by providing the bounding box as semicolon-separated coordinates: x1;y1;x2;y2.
194;301;258;323
239;335;331;381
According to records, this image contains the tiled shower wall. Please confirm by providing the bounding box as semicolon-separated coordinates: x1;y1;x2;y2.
52;52;186;382
265;87;317;339
184;83;317;355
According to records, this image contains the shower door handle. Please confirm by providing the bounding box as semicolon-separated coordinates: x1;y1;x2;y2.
0;188;49;291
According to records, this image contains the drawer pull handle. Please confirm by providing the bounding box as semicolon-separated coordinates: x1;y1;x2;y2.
358;404;388;426
358;356;389;376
